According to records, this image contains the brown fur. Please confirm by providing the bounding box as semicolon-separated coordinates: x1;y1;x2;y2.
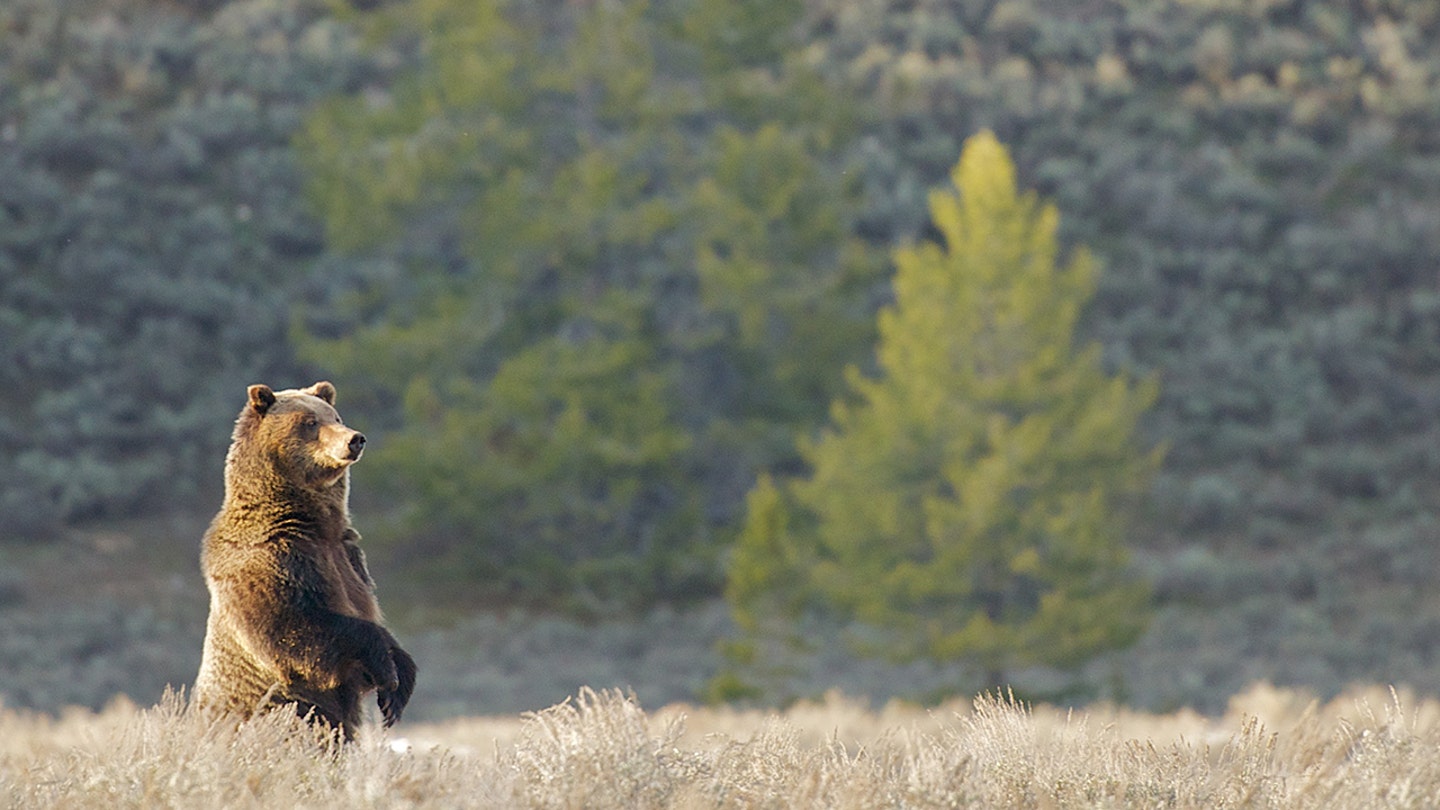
194;382;415;740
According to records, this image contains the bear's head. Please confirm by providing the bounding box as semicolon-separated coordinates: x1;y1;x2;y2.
231;381;366;491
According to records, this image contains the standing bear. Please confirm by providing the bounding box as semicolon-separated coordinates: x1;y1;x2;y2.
194;381;416;739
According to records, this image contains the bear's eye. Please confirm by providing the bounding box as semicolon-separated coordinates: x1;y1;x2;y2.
301;416;319;432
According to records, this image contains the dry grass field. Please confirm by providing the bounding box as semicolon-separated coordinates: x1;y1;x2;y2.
2;682;1438;808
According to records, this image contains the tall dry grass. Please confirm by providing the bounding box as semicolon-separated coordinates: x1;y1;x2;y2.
2;683;1438;808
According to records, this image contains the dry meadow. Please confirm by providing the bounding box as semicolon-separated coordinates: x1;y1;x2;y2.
2;683;1439;809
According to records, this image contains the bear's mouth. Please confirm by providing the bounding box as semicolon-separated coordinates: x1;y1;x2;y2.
311;463;351;489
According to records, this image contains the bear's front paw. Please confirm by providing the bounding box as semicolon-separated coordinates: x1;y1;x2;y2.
361;644;399;694
378;646;417;727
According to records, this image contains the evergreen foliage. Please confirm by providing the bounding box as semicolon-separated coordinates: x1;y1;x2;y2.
729;133;1158;687
294;0;882;607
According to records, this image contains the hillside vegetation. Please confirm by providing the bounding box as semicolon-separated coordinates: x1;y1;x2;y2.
0;0;369;531
3;685;1440;808
6;0;1440;713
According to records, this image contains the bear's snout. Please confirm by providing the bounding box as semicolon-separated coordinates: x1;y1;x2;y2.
347;432;367;460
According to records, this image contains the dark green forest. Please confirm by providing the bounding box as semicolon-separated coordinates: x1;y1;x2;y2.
7;0;1440;706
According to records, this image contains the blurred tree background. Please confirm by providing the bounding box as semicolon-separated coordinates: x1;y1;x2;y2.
6;0;1440;708
293;0;884;609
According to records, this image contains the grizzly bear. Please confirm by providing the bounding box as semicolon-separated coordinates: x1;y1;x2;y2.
194;381;416;740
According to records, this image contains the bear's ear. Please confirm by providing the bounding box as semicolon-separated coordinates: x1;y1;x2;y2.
248;384;277;415
305;381;336;405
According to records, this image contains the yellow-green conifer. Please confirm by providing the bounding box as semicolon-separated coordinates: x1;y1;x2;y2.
730;132;1160;688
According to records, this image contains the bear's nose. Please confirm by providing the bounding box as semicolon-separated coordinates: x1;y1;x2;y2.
349;433;367;456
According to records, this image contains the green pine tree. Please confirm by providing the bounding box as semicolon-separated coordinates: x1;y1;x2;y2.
729;131;1160;690
294;0;880;608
